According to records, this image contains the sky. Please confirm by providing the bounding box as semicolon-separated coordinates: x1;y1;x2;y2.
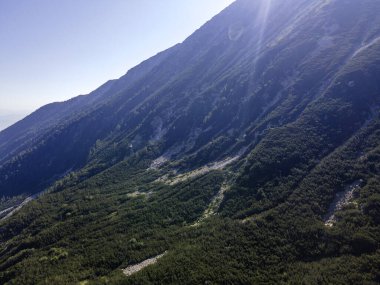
0;0;235;114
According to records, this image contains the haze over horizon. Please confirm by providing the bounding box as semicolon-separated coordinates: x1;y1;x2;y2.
0;0;234;115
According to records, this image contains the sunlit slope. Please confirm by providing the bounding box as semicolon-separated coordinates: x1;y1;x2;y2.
2;0;380;198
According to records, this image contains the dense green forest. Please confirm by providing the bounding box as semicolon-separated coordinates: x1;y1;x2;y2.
1;119;380;284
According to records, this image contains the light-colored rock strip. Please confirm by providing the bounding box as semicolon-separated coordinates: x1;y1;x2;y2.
192;184;230;227
1;192;42;221
324;180;362;227
352;36;380;58
122;252;167;277
157;155;240;186
1;197;33;221
126;191;153;198
0;206;15;217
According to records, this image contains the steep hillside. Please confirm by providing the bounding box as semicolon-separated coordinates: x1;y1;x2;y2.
0;45;178;196
1;0;380;284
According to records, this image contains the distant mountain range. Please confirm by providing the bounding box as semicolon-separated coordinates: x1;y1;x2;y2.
1;0;380;284
0;111;30;131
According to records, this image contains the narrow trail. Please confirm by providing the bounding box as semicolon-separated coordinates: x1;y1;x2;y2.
122;252;167;277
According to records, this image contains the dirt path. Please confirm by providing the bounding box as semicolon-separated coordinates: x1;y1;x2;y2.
122;252;167;277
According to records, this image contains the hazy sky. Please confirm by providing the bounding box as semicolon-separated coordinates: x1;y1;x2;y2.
0;0;234;112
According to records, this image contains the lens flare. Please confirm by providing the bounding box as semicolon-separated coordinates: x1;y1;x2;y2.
253;0;273;75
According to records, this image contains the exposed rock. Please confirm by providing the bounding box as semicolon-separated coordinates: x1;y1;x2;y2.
192;183;230;227
122;252;167;277
324;180;363;227
156;155;241;186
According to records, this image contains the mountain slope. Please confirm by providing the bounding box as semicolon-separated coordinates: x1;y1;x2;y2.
1;0;380;284
0;45;179;196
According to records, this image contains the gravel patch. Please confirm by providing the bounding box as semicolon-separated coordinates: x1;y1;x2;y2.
122;252;167;277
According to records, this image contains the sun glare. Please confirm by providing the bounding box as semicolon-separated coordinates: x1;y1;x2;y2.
253;0;273;74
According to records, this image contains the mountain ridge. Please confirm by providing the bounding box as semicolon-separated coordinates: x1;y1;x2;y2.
1;0;380;284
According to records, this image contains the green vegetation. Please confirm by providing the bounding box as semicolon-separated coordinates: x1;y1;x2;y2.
1;114;380;284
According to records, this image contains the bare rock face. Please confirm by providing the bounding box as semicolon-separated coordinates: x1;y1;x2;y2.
122;252;167;277
324;180;363;227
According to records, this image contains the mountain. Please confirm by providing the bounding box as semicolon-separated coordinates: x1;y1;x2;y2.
0;111;30;132
1;0;380;284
